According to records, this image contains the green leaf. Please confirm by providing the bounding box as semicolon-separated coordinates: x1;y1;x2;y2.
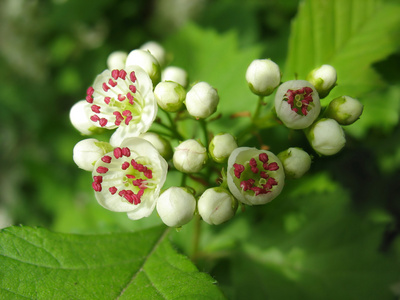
0;226;225;299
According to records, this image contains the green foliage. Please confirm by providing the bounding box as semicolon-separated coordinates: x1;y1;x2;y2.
0;226;225;299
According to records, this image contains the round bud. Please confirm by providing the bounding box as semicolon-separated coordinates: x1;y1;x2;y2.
209;133;238;163
125;49;161;85
73;139;113;171
156;187;196;227
306;64;337;98
306;118;346;156
173;139;208;173
185;82;219;119
277;147;312;179
324;96;364;125
140;41;166;67
139;132;173;160
107;51;128;70
274;80;321;129
198;187;238;225
245;59;281;96
162;66;188;88
70;100;103;135
154;81;186;112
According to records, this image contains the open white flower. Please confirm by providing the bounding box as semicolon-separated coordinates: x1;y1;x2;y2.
227;147;285;205
91;137;168;220
84;65;157;147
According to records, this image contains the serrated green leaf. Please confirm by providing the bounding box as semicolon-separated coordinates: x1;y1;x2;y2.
0;226;225;299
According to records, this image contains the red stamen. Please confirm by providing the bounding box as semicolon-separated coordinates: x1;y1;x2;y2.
117;94;126;101
111;69;119;80
92;182;102;192
114;147;123;159
143;169;152;179
109;186;117;195
86;95;93;103
233;163;245;179
93;176;103;183
260;171;269;179
99;118;108;127
267;162;279;171
90;115;100;122
130;71;136;82
129;85;136;93
102;83;110;92
127;92;134;104
122;147;131;157
251;166;259;174
121;162;130;170
101;156;112;163
96;166;109;174
125;116;133;125
86;86;94;96
91;105;101;113
119;70;127;80
104;97;111;104
126;174;135;179
108;79;117;87
259;153;269;163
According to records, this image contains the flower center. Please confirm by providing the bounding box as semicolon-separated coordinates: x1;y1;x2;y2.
284;87;314;116
86;69;144;128
233;153;279;196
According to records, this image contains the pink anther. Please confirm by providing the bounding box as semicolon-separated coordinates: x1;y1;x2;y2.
121;162;130;170
91;105;101;113
233;163;245;179
259;153;269;163
130;71;136;82
90;115;100;122
102;83;110;92
111;69;119;80
99;118;108;127
114;147;123;159
96;166;109;174
127;92;134;104
86;95;93;103
129;85;136;93
119;70;127;80
109;186;117;195
108;79;117;87
87;86;94;96
117;94;126;101
101;156;112;163
122;147;131;157
104;97;111;104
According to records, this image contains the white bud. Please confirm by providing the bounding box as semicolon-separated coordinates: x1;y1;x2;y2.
185;82;219;119
154;81;186;112
125;49;161;85
306;118;346;156
140;41;166;67
277;147;312;179
274;80;321;129
106;51;128;70
245;59;281;96
156;187;196;227
162;66;188;88
139;132;173;160
198;187;238;225
173;139;208;173
73;139;112;171
209;133;238;163
306;64;337;98
70;100;103;135
324;96;364;125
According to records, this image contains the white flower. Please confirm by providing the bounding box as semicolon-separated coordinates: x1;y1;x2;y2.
277;147;312;179
154;81;186;112
140;41;166;67
274;80;321;129
139;132;173;160
162;66;188;88
185;82;219;119
107;51;128;70
173;139;208;173
73;138;113;172
84;66;157;147
70;100;103;135
125;49;161;85
306;64;337;98
209;133;238;163
306;118;346;156
227;147;285;205
91;137;168;220
198;187;238;225
324;96;364;125
156;187;196;227
245;59;281;96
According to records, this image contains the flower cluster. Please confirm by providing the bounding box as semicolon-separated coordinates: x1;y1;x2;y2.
70;41;363;228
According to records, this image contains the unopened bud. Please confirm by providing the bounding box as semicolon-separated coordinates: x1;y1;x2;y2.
173;139;208;173
73;139;113;171
154;81;186;112
139;132;173;160
306;118;346;156
274;80;321;129
324;96;363;125
162;66;188;88
156;187;196;227
198;187;238;225
107;51;128;70
209;133;238;163
185;82;219;119
140;41;166;67
306;64;337;98
277;147;312;179
125;49;161;85
245;59;281;96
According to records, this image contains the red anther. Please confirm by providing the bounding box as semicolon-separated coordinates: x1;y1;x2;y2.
138;188;144;197
302;106;308;116
99;118;108;127
132;179;144;186
305;87;313;94
108;79;117;87
113;111;124;126
121;162;130;170
260;171;269;179
111;69;119;80
130;71;136;82
86;95;93;103
101;156;112;163
267;162;279;171
249;158;257;167
104;97;111;104
90;115;100;122
114;147;123;159
126;174;135;179
129;85;136;93
109;186;117;195
240;181;251;191
122;110;131;116
125;116;133;125
87;86;94;96
143;169;152;179
127;92;134;104
102;83;110;92
233;163;245;179
251;166;259;174
251;186;269;196
91;105;101;113
293;108;298;113
264;177;278;190
122;147;131;157
92;181;102;192
117;94;125;101
297;87;305;94
93;176;103;183
96;166;109;174
119;70;127;80
259;153;269;163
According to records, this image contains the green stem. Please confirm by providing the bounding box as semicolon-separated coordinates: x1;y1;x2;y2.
180;173;187;187
252;96;265;121
199;119;209;147
159;110;184;140
191;214;202;261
